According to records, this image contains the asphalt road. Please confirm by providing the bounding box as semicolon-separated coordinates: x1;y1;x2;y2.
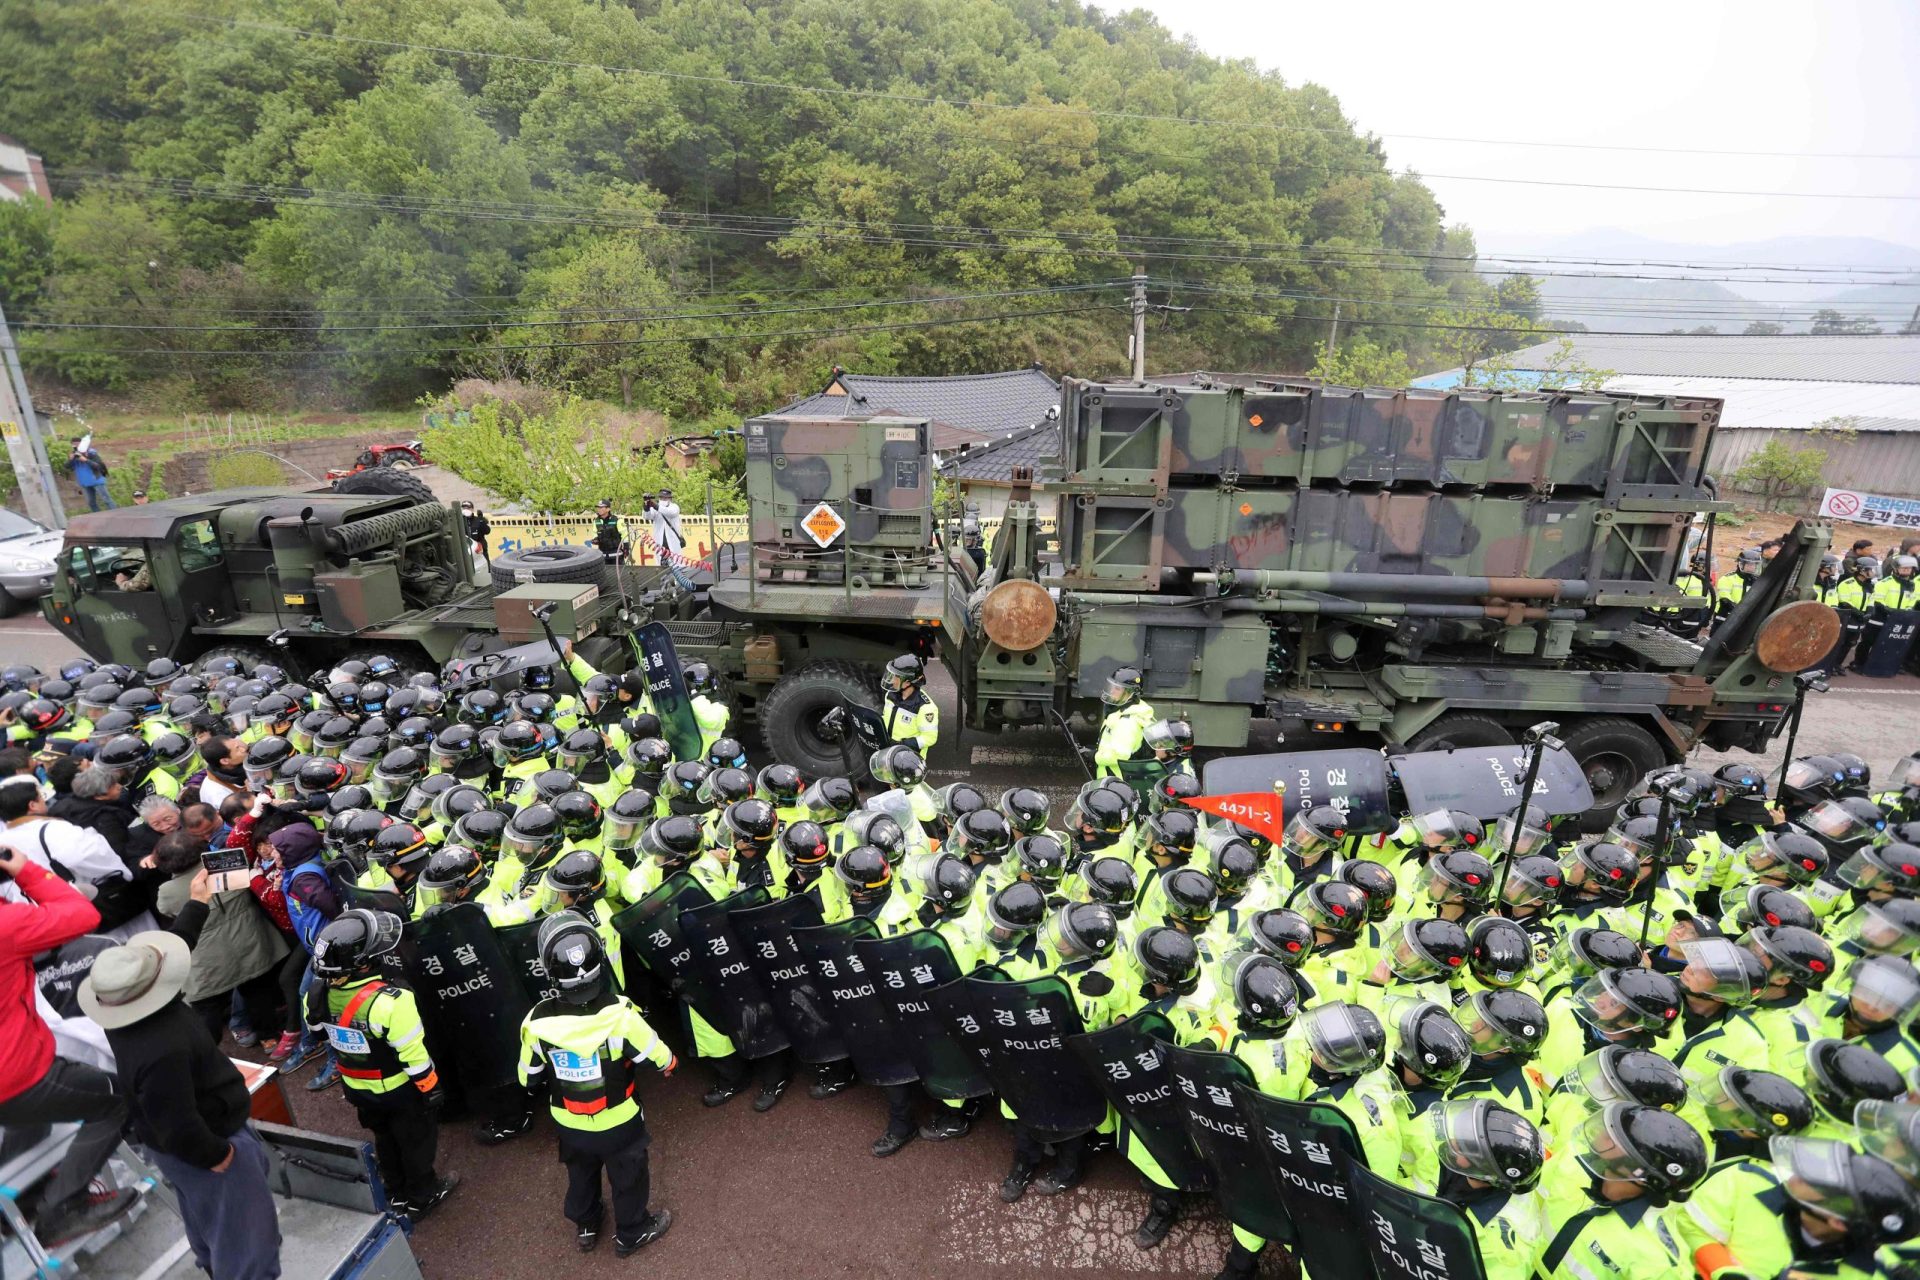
17;608;1920;1277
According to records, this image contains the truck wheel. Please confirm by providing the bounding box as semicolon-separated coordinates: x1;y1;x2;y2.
488;544;611;594
328;467;438;504
1561;717;1667;831
1406;712;1514;752
759;660;882;777
194;643;277;677
0;588;22;618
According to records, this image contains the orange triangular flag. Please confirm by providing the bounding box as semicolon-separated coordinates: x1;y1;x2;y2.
1181;791;1286;846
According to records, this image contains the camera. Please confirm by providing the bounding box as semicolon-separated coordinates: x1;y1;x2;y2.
202;847;252;893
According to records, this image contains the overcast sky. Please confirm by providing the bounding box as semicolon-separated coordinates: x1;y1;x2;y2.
1127;0;1920;256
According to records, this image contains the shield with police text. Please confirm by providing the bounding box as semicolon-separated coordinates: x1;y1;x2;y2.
1202;749;1394;833
1233;1085;1371;1279
938;975;1101;1142
493;917;563;1007
1349;1161;1490;1280
1391;743;1594;823
1162;1043;1293;1242
635;622;702;764
857;930;992;1100
1067;1012;1210;1192
404;904;530;1094
681;888;790;1059
728;892;845;1065
791;919;918;1087
611;872;725;1022
1866;609;1920;678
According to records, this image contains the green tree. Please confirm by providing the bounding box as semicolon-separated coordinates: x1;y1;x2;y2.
1733;438;1827;511
0;200;52;312
1311;337;1416;387
1742;320;1785;335
1809;308;1883;335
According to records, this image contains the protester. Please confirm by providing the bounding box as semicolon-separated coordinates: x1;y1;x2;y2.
0;774;156;940
80;932;283;1279
50;763;136;861
197;737;248;807
0;842;135;1243
151;828;289;1046
127;793;181;868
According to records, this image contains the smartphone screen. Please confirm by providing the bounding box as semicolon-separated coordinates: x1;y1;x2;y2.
202;848;252;893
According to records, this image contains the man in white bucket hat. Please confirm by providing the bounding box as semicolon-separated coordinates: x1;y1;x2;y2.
81;931;283;1279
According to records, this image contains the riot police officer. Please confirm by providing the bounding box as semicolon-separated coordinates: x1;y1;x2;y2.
519;913;676;1255
1093;666;1156;782
881;653;939;755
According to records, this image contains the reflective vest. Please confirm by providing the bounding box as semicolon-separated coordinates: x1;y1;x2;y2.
1094;702;1156;777
517;993;670;1131
1835;578;1875;611
1877;576;1920;609
310;978;435;1096
884;689;939;753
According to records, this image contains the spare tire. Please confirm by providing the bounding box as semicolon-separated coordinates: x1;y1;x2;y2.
488;543;611;594
329;467;438;505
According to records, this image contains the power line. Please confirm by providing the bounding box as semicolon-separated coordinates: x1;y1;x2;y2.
17;302;1120;358
53;172;1920;285
186;15;1920;164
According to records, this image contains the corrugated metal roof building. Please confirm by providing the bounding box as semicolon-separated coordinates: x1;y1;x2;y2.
1417;333;1920;499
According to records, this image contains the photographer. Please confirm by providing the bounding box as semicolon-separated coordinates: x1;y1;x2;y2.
645;488;691;588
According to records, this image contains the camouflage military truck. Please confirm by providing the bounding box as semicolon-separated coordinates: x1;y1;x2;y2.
42;468;685;679
667;378;1837;823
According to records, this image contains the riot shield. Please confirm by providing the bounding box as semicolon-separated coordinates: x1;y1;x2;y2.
857;930;993;1100
1067;1012;1210;1193
404;904;530;1094
493;917;562;1006
934;975;1101;1142
1162;1043;1293;1243
681;888;790;1059
1349;1161;1490;1280
635;622;701;763
1201;749;1394;833
790;919;918;1087
1392;743;1595;822
728;892;846;1065
1232;1084;1371;1277
611;872;725;1023
1865;608;1920;677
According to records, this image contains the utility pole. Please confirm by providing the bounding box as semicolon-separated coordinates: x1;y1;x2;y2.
0;301;66;529
1325;300;1341;359
1129;272;1149;381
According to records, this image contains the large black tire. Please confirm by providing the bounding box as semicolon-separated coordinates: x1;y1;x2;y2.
488;544;612;594
1561;716;1668;832
1405;712;1515;752
0;588;23;618
759;660;882;778
329;467;438;505
194;643;277;677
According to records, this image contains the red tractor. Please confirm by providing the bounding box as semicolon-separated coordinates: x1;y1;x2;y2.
325;441;425;481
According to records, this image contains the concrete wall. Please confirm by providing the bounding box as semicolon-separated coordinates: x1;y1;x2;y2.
956;484;1060;524
1709;427;1920;505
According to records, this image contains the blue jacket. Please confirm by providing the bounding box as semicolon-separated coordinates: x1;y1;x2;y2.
71;451;105;486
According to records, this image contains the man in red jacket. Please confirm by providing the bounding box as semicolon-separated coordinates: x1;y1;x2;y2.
0;844;135;1240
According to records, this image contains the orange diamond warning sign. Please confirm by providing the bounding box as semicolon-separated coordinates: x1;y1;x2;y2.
801;501;847;548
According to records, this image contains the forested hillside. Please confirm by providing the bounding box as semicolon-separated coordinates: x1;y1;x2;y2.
0;0;1530;418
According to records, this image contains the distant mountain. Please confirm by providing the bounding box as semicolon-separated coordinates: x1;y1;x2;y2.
1498;230;1920;332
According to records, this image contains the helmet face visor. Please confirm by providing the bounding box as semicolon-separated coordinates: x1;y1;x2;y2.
1859;903;1920;957
1302;1004;1379;1075
1769;1137;1866;1228
1573;1106;1654;1184
1849;959;1920;1028
1802;800;1874;844
1678;939;1760;1006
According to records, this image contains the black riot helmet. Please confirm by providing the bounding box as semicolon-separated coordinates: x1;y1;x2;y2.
543;849;609;907
503;804;564;862
883;652;925;693
697;767;753;812
1161;868;1219;929
640;815;705;866
1747;925;1837;990
1228;953;1301;1037
755;763;804;808
555;729;606;775
1150;772;1202;815
999;786;1051;836
951;809;1012;863
1803;1039;1905;1125
1571;968;1685;1036
537;912;609;1007
1421;849;1495;906
1430;1099;1547;1193
1143;810;1198;865
779;821;832;871
1013;834;1068;888
1694;1066;1812;1139
800;776;857;824
1467;916;1534;990
1339;860;1400;922
845;809;908;863
723;798;778;855
1040;901;1117;962
492;721;545;767
938;783;988;825
1133;926;1201;995
1249;909;1315;966
606;789;656;852
833;845;893;904
1389;917;1472;982
1558;1045;1690;1112
1455;989;1550;1059
1771;1137;1920;1246
1388;998;1475;1087
1078;856;1138;917
1101;665;1144;708
1559;841;1638;903
533;769;580;805
705;735;748;772
430;783;490;828
986;881;1048;936
1500;855;1566;910
1740;831;1829;887
295;756;352;800
371;823;432;878
452;809;507;858
1213;840;1263;897
311;909;404;980
418;845;489;904
1299;881;1369;937
552;790;603;841
1070;787;1130;839
1283;805;1349;862
625;737;673;782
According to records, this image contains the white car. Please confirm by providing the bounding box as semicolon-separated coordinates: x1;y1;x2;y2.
0;507;65;616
